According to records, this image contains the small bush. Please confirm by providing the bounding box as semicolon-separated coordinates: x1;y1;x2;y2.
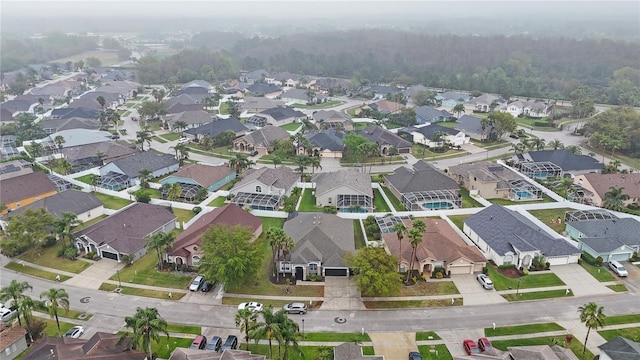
192;206;202;214
499;264;516;269
85;251;96;260
595;256;603;267
41;235;57;248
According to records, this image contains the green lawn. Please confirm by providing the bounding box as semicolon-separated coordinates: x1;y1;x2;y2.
295;100;344;109
599;326;640;341
38;317;76;337
397;281;459;296
381;186;405;211
416;332;441;340
528;208;574;234
152;136;168;144
162;132;182;141
119;331;193;359
93;192;132;210
280;122;303;131
373;188;391;212
65;309;93;321
72;215;108;231
165;323;201;335
447;215;470;231
19;243;90;273
303;332;371;342
502;289;573;301
108;252;194;289
207;196;227;206
75;174;94;185
485;322;564;337
487;194;555;206
173;208;197;226
5;262;72;282
364;298;463;309
99;283;185;300
298;189;322;212
418;344;452;360
459;188;483;208
603;313;640;326
486;265;565;291
242;344;324;360
607;284;628;292
580;260;615;282
491;336;593;360
354;220;366;249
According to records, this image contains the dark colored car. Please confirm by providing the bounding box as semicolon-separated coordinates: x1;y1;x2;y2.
409;351;423;360
206;336;222;352
478;337;492;351
221;335;238;352
249;150;259;156
463;339;480;355
190;335;207;350
509;134;519;139
200;281;214;292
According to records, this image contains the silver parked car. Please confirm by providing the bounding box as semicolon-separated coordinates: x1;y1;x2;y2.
189;275;205;291
283;302;308;314
476;274;494;290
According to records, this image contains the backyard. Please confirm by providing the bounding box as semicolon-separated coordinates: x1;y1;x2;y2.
528;208;574;234
381;186;405;211
298;189;322;212
207;196;227;206
93;192;132;210
373;188;392;212
279;122;303;131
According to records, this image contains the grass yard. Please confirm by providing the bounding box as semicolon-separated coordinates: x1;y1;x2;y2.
502;289;573;301
354;220;366;249
52;49;120;66
65;309;93;321
99;283;185;300
447;214;470;231
38;317;76;337
162;132;182;141
603;313;640;326
485;322;564;337
173;208;197;226
72;215;108;231
486;265;565;291
491;336;592;360
207;196;227;206
119;331;193;359
459;188;483;208
165;323;201;335
5;262;72;282
280;122;303;131
298;189;322;212
381;186;406;211
304;332;371;342
74;174;94;185
108;252;194;289
416;332;441;340
599;326;640;341
93;192;132;209
136;188;162;199
412;145;465;160
152;136;168;144
295;100;344;109
364;298;462;309
418;344;453;360
528;208;574;234
19;243;90;273
373;188;392;212
580;261;616;282
397;281;460;296
242;344;324;360
607;284;628;292
487;194;555;206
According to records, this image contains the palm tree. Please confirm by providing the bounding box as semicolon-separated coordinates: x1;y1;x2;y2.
229;152;250;173
266;227;287;277
138;168;152;189
96;95;106;109
272;156;283;168
250;306;282;360
393;222;406;272
317;346;334;360
40;288;69;338
54;135;65;152
548;139;564;150
136;129;152;151
89;174;100;191
294;155;310;182
0;280;33;326
405;220;426;283
108;110;121;134
95;151;106;165
510;143;526;154
235;308;257;351
173;120;188;133
199;135;214;150
18;295;42;342
278;313;301;360
452;103;465;118
170;143;189;166
55;212;81;249
124;307;169;359
167;183;182;201
578;302;606;354
603;186;629;211
308;156;322;173
565;145;582;155
532;137;546;151
145;231;175;271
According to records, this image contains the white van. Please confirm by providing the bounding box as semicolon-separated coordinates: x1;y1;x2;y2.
608;260;628;277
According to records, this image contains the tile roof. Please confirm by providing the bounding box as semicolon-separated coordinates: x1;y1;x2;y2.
448;161;523;188
304;129;345;151
185;117;248;138
385;161;459;193
0;324;26;348
73;203;176;255
108;151;178;177
22;332;146;360
313;170;372;197
567;218;640;252
0;171;57;204
370;99;405;113
170;204;261;259
598;336;640;360
464;205;580;257
518;150;604;172
580;173;640;199
237;125;290;148
232;167;298;193
169;348;266;360
162;163;234;188
2;190;102;219
359;125;412;149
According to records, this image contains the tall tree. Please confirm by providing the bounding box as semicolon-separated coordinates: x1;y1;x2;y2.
452;103;465;117
170;143;189;166
55;212;81;249
548;139;564;150
136;129;152;151
235;308;257;351
578;302;606;354
393;222;406;272
345;246;402;297
0;280;33;326
124;307;169;359
602;186;629;211
294;155;310;182
145;232;175;271
487;111;517;139
406;219;426;283
54;135;65;151
40;288;70;338
250;306;282;360
96;95;106;110
138;168;152;189
229;152;250;173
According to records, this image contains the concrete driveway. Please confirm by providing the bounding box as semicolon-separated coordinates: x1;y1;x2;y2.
451;274;507;306
320;277;366;311
369;332;417;360
63;258;124;290
550;264;613;297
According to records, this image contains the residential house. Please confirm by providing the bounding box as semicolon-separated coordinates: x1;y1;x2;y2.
67;98;103;110
62;140;138;170
269;71;301;87
246;106;306;127
404;123;470;147
464;93;502;113
30;84;70;100
598;336;640;360
312;110;354;131
512;149;604;179
95;80;140;99
232;125;290;155
463;205;581;267
313;170;373;212
98;151;179;190
368;85;401;99
74;203;176;262
240;69;270;84
310;78;351;93
281;213;354;279
384;161;461;210
22;332;147;360
301;129;345;158
15;94;52;112
333;343;383;360
573;173;640;208
46;129;113;149
455;114;497;140
359;125;413;154
40;117;102;134
165;110;213;131
182;79;212;91
281;88;315;105
184;117;248;142
435;91;472;108
169;348;266;360
230;167;298;211
0;172;57;215
501;100;551;118
0;108;15;123
414;105;452;124
49;107;99;120
173;87;209;103
1;99;39;116
2;190;104;225
166;102;204;114
160;163;236;193
165;94;200;108
241;96;284;113
382;216;486;275
0;160;32;180
370;99;405;114
565;211;640;262
245;83;281;98
222;80;249;96
402;84;429;102
448;161;540;200
79;91;124;109
100;69;134;82
167;204;262;267
0;324;27;360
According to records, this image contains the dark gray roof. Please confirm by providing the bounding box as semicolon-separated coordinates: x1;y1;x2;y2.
40;117;101;132
519;150;604;172
1;99;35;112
312;109;351;123
63;141;138;167
282;88;309;101
185;117;248;138
368;85;400;95
165;94;200;108
233;167;298;192
410;123;460;139
455;115;484;134
313;170;372;197
238;125;290;148
598;337;640;360
166;103;204;114
79;91;120;102
244;69;270;81
50;107;99;119
437;91;471;101
304;129;345;151
2;190;102;219
359;126;412;149
166;110;212;126
182;80;211;89
415;106;452;121
567;218;640;252
385;161;459;193
246;83;280;96
109;151;178;177
259;106;305;121
464;205;580;257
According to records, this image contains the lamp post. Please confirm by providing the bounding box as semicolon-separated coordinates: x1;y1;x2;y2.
301;319;305;339
516;278;521;296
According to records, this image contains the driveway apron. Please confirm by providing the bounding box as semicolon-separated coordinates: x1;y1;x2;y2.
320;277;366;311
451;274;507;306
369;332;417;360
551;264;613;297
63;258;124;290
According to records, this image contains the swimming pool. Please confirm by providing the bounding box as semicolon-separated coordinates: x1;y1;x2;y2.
422;201;454;209
515;191;533;199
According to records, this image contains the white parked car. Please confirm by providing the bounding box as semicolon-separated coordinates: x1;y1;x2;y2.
189;275;205;291
178;136;190;144
64;326;85;338
0;307;17;323
476;274;494;290
237;302;264;313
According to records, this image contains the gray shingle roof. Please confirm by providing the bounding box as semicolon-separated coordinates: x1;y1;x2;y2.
519;150;604;172
304;129;345;151
313;170;372;197
50;107;99;119
239;125;290;148
598;336;640;360
415;106;452;121
259;106;305;121
385;161;459;193
568;218;640;252
455;115;484;134
185;117;248;138
109;151;178;177
359;126;412;149
233;167;298;193
2;190;102;219
465;205;580;257
409;123;460;139
166;110;212;126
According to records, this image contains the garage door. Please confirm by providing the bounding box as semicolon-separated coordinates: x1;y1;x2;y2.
448;265;473;275
101;251;118;260
609;253;631;262
324;268;348;276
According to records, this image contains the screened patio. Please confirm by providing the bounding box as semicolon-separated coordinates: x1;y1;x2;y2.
231;192;281;211
48;174;72;192
337;194;373;212
401;190;461;211
564;209;617;223
99;171;129;191
508;179;542;201
162;183;204;203
516;161;562;179
376;215;411;233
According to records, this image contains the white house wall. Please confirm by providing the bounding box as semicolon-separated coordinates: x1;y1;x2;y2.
77;205;105;223
315;184;370;208
231;180;286;196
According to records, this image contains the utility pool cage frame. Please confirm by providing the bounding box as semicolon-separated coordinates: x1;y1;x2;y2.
515;161;563;180
401;190;461;211
48;174;72;192
98;171;129;191
564;209;617;223
162;183;204;203
336;194;373;213
231;192;281;211
376;215;411;233
566;185;593;204
508;179;542;201
246;116;269;128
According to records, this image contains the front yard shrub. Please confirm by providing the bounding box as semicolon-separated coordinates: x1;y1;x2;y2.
85;251;96;260
499;264;516;269
192;206;202;214
595;256;603;266
322;206;337;214
42;235;57;248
